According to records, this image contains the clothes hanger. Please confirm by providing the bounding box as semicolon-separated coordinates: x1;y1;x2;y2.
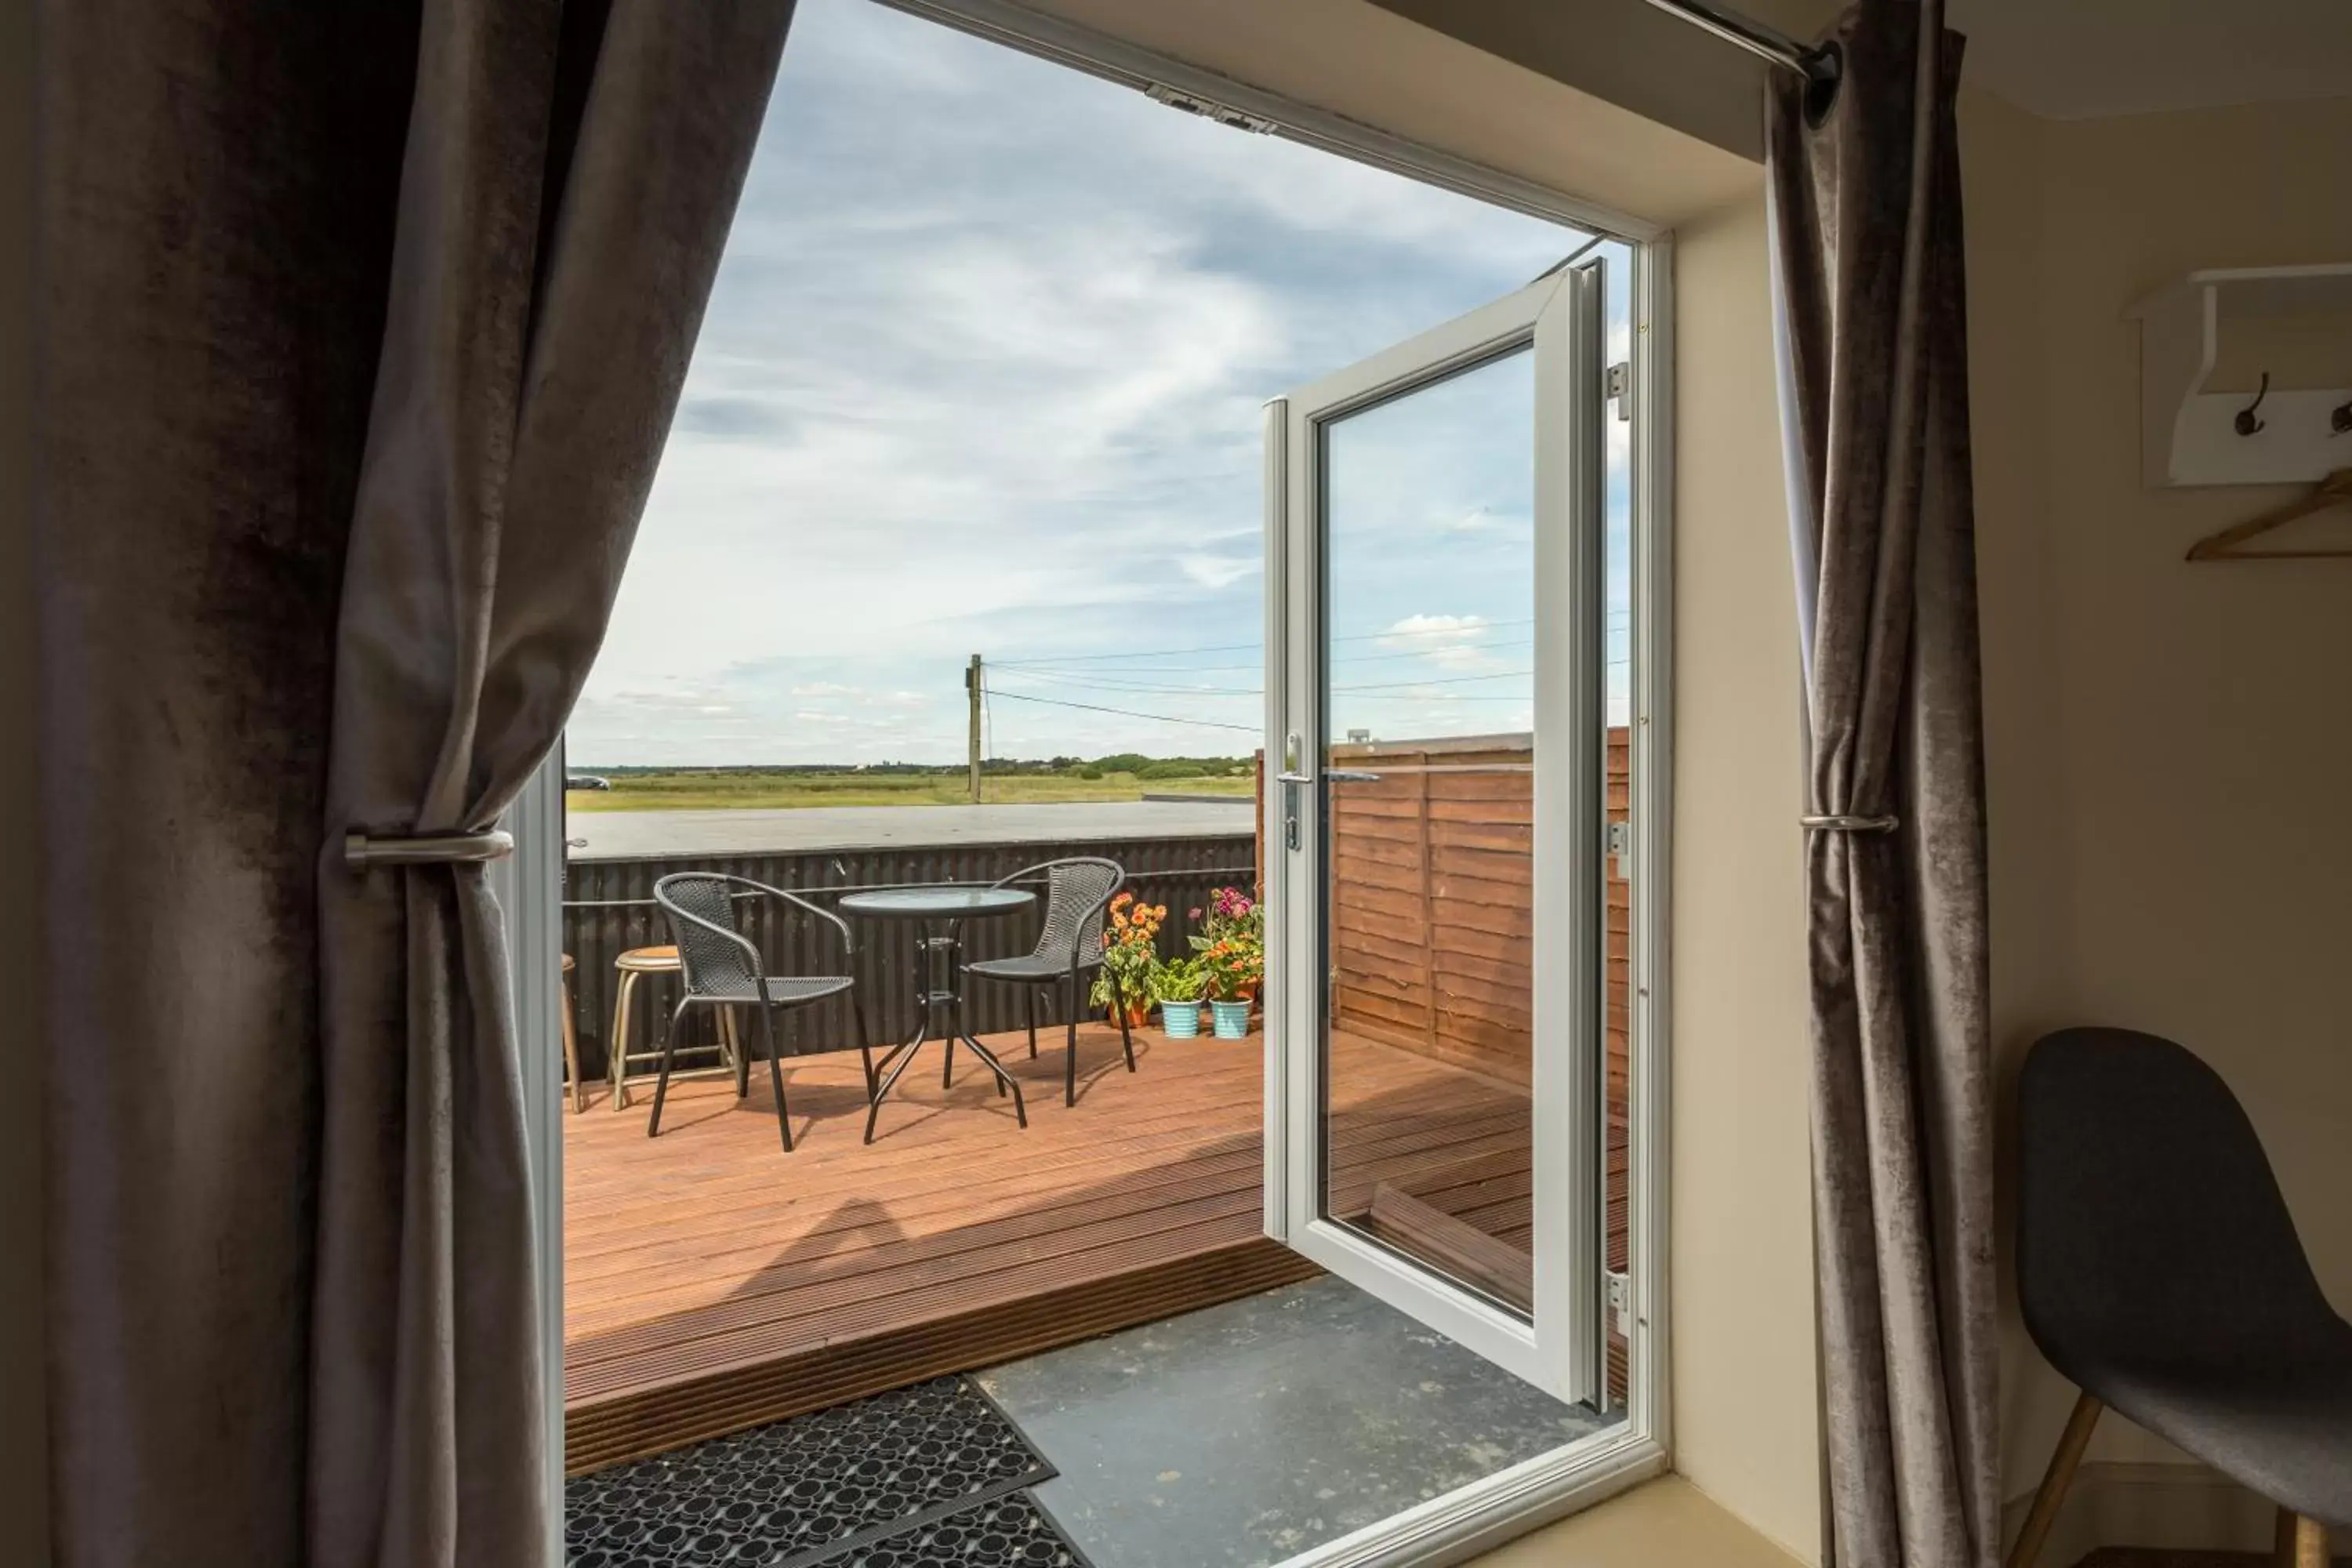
2185;467;2352;561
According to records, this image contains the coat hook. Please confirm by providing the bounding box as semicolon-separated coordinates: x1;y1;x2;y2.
2234;372;2270;437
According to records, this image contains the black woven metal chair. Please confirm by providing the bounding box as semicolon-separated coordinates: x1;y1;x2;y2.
2008;1026;2352;1567
958;857;1133;1107
651;873;873;1152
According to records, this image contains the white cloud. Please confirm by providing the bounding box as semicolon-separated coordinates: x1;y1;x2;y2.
1178;554;1260;590
1374;613;1508;673
571;0;1604;765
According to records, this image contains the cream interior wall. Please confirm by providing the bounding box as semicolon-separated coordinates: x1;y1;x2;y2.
1984;93;2352;1494
1664;193;1824;1566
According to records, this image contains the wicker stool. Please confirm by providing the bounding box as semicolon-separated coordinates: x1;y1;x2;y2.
561;953;584;1113
608;945;739;1110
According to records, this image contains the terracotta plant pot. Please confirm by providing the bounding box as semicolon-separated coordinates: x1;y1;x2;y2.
1109;1000;1149;1029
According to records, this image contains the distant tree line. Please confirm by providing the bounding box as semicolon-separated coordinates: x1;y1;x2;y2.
579;753;1254;779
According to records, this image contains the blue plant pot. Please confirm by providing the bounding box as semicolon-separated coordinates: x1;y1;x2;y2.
1160;1001;1202;1039
1210;1000;1252;1039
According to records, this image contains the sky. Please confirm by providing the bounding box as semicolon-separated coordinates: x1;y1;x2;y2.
569;0;1629;768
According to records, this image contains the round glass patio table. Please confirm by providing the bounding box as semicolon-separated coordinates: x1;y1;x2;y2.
839;884;1038;1141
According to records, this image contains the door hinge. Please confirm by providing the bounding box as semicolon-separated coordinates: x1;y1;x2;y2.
1145;83;1277;134
1606;361;1633;422
1606;1270;1634;1338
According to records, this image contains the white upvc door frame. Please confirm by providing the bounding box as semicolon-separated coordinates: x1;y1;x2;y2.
1264;263;1605;1406
1268;231;1680;1568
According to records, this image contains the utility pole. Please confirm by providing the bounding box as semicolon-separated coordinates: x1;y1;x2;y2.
965;653;983;804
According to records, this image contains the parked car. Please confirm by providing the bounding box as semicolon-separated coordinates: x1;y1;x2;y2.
567;774;612;791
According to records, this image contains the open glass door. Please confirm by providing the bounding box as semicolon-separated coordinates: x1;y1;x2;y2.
1264;260;1606;1404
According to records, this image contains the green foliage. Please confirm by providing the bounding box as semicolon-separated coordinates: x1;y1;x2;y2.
1087;893;1167;1012
1091;753;1153;775
1189;886;1264;1002
1148;955;1206;1004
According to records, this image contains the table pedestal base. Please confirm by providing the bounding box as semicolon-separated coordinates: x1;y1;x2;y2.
863;924;1028;1143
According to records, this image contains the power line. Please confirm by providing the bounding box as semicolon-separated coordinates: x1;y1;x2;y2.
983;687;1261;734
995;667;1537;698
991;641;1262;668
996;672;1263;696
990;619;1631;674
1001;638;1543;678
1335;669;1531;692
990;617;1542;667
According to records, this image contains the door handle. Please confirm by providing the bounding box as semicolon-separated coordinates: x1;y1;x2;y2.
1276;768;1310;852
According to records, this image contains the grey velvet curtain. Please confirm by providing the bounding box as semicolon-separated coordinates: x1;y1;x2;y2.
1765;3;1998;1566
34;2;790;1563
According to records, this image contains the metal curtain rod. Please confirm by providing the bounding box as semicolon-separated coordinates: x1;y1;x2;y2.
1634;0;1843;91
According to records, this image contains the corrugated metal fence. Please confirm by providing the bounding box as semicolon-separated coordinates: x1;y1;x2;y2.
562;834;1255;1082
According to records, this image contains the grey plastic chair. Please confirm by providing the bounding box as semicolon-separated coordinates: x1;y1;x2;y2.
2008;1027;2352;1567
959;857;1134;1107
651;873;873;1152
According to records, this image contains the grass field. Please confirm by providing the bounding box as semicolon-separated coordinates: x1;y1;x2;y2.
565;768;1258;812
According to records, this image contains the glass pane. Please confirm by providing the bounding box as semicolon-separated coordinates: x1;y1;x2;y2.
1599;242;1635;1406
1318;346;1537;1321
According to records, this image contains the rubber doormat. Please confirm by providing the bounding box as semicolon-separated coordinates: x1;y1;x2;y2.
800;1491;1090;1568
565;1375;1084;1568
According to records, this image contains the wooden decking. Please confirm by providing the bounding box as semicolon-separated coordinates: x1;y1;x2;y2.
564;1023;1530;1472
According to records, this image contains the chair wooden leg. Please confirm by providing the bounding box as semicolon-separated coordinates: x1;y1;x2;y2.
2280;1508;2328;1568
724;1007;749;1098
2005;1390;2102;1568
609;970;638;1110
561;971;584;1113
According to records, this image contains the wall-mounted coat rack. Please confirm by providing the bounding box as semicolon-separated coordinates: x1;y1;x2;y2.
2127;264;2352;488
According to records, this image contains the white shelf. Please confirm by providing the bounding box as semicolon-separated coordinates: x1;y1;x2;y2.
2125;264;2352;488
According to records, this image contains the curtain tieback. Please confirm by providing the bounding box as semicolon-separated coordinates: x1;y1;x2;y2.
343;828;515;869
1800;814;1900;833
